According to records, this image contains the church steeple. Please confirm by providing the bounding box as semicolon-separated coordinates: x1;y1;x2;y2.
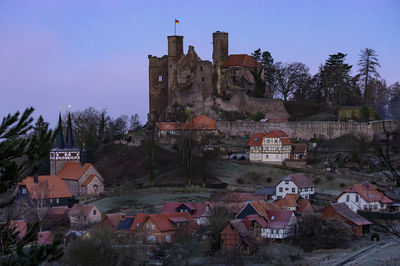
65;111;74;149
56;112;65;149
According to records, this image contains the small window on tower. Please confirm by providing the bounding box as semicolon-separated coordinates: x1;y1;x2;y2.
158;75;163;82
202;77;204;82
200;66;203;71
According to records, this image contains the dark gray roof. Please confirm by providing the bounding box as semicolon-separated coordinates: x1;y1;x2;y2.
65;112;74;149
255;186;276;195
56;113;65;149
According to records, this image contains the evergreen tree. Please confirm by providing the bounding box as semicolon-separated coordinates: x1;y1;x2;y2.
320;53;355;108
251;48;262;62
261;51;276;98
358;48;380;105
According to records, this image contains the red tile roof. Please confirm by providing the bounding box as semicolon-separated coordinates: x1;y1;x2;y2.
206;201;247;214
129;214;149;231
249;200;282;221
168;217;190;223
296;198;314;214
57;162;92;181
323;203;372;226
248;132;268;146
340;184;393;204
221;54;261;68
267;118;288;123
265;210;295;229
82;175;96;186
18;175;72;199
285;173;315;188
160;202;209;218
248;130;292;146
155;122;182;131
68;204;98;216
37;231;55;245
243;214;268;228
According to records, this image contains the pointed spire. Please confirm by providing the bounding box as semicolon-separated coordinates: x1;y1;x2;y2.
56;111;65;149
66;108;74;149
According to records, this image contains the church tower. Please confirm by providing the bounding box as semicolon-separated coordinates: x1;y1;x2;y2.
50;111;80;175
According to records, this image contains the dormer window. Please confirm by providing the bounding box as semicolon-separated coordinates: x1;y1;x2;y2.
158;75;163;82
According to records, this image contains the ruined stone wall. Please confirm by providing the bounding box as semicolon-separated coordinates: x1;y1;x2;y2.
148;55;168;121
217;120;400;140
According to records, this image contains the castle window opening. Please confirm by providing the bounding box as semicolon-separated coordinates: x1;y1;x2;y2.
158;75;163;82
200;66;203;71
202;77;204;82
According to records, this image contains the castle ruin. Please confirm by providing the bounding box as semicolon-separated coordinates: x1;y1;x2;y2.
148;31;289;122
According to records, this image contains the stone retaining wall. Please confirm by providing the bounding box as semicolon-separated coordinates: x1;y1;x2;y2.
217;120;400;140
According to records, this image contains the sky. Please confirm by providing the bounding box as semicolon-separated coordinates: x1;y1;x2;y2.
0;0;399;126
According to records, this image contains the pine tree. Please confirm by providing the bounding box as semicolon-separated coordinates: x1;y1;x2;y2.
358;48;380;105
251;48;262;62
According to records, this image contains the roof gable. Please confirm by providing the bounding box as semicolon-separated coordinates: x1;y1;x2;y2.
18;175;72;199
57;162;93;181
341;184;393;204
160;202;208;218
285;174;315;188
324;203;372;226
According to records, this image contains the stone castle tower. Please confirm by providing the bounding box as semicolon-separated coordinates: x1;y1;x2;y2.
212;31;228;95
49;112;87;175
148;32;225;122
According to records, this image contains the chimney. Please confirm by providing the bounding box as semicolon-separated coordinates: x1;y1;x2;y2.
34;174;39;183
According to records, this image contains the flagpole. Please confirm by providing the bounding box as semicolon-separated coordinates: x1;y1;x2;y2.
174;19;176;35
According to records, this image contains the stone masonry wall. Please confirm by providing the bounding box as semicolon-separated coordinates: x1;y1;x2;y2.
217;120;400;140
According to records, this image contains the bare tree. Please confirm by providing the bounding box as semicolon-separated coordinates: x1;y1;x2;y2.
274;62;311;101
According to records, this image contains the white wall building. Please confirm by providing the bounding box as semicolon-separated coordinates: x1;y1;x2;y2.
275;173;315;200
249;130;292;164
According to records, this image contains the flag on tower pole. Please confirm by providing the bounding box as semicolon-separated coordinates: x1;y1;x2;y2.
174;19;179;35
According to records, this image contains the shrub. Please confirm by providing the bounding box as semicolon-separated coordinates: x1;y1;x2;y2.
293;213;352;252
266;177;272;183
340;182;346;188
313;178;321;185
249;112;264;121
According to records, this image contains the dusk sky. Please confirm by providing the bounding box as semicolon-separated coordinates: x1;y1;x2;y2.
1;0;399;126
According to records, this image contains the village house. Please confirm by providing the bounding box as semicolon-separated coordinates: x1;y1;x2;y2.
160;202;211;225
130;213;198;243
248;130;292;164
321;203;372;237
337;183;393;212
220;219;256;256
101;213;126;230
235;200;298;241
275;173;315;200
291;143;308;160
275;194;314;216
14;174;73;208
68;204;101;228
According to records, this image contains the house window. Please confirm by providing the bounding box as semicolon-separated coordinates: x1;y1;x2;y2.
265;146;269;151
292;188;295;193
22;188;26;194
356;195;359;202
202;77;204;82
275;139;278;143
151;224;155;230
279;187;283;192
137;223;140;227
285;181;289;184
56;198;59;204
166;234;171;242
346;195;349;202
93;210;96;215
158;75;163;82
285;188;289;191
276;154;279;159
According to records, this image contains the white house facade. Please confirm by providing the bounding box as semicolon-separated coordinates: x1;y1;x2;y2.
249;130;292;164
274;174;315;200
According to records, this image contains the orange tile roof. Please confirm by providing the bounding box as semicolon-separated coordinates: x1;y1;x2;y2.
293;144;308;153
155;122;182;131
18;175;72;199
248;200;282;221
57;162;92;181
340;184;393;204
82;175;96;186
132;213;198;232
276;194;299;208
160;202;209;218
221;54;261;68
10;220;27;239
102;213;126;229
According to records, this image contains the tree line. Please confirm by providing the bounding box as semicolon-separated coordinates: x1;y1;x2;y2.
251;48;400;119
